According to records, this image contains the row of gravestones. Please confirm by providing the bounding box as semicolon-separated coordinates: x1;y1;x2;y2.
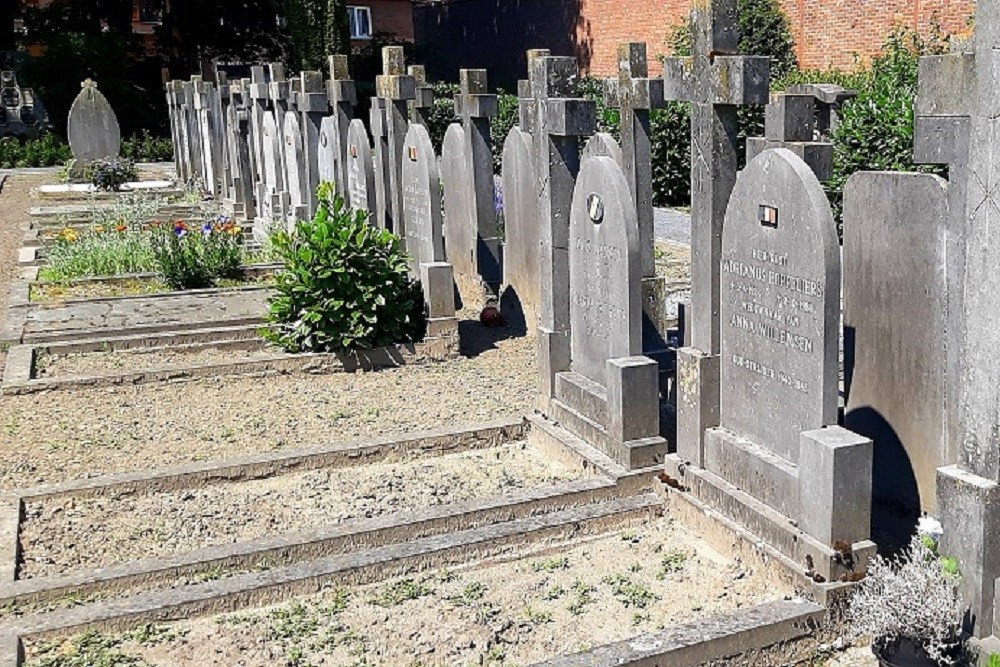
163;2;1000;637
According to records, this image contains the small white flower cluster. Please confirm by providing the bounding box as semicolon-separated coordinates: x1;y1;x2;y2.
849;534;963;664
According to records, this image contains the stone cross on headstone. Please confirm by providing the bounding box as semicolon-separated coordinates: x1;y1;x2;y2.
247;66;270;197
454;68;501;294
937;2;1000;636
181;80;204;189
408;65;435;127
664;0;769;469
370;97;392;230
746;92;835;181
517;49;550;134
224;80;255;220
297;70;330;215
604;42;664;279
662;0;770;354
376;46;416;239
165;81;191;183
192;77;224;197
324;54;357;199
528;54;597;405
216;71;233;203
268;62;293;198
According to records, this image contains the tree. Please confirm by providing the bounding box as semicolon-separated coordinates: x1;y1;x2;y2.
283;0;350;72
0;0;15;52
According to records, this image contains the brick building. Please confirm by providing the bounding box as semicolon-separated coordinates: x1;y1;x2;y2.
414;0;976;85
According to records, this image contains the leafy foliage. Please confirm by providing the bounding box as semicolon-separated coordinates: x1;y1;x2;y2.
150;217;244;290
490;90;520;173
282;0;351;72
265;183;426;353
90;157;137;191
825;26;949;229
424;81;460;151
41;224;158;282
121;131;174;163
0;133;71;168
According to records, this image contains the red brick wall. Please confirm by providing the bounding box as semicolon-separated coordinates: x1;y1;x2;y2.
577;0;976;76
356;0;415;44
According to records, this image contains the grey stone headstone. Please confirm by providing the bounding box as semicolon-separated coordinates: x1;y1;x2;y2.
441;123;477;280
843;171;949;515
568;155;642;386
370;98;392;231
67;80;121;162
719;148;840;463
401;123;445;273
500;126;540;327
261;112;281;197
345;118;376;218
318;116;339;186
581;132;624;166
283;111;307;221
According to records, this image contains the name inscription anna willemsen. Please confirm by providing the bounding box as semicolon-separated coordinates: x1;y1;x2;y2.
722;248;822;395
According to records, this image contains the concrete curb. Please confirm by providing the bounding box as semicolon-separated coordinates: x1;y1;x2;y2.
529;598;824;667
0;494;661;665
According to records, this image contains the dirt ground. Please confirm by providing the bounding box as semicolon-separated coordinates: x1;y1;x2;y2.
19;439;579;579
22;517;792;667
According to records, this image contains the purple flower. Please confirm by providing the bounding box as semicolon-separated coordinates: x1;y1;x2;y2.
202;222;213;236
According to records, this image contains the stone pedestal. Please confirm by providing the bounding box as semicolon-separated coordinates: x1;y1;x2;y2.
420;261;460;360
938;465;1000;637
676;347;719;467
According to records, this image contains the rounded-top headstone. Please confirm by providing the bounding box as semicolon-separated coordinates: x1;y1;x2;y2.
345;118;375;218
67;79;121;161
401;123;444;273
500;126;539;324
719;147;840;463
568;155;642;386
582;132;624;166
318;116;339;185
441;123;476;277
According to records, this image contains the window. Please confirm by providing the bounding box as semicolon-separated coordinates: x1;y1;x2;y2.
347;6;372;40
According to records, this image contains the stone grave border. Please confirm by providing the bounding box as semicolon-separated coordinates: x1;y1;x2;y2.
0;416;670;665
32;185;185;202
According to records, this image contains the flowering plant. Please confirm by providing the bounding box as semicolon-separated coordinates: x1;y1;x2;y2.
150;215;243;289
849;534;967;665
90;158;137;192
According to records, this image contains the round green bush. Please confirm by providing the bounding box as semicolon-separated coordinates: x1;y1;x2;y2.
264;185;427;353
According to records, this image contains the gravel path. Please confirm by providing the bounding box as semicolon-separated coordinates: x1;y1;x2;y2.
653;206;691;246
19;439;577;579
24;517;790;667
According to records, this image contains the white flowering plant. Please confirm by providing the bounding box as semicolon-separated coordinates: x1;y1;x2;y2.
849;534;966;665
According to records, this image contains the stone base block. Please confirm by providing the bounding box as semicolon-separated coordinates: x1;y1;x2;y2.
419;262;456;320
937;464;1000;637
704;427;799;519
798;426;873;548
676;348;720;467
665;453;875;583
419;316;460;360
537;327;570;402
551;362;666;470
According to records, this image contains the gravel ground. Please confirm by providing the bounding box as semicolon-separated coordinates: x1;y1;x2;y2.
23;517;791;667
36;343;281;378
19;439;578;579
653;206;691;246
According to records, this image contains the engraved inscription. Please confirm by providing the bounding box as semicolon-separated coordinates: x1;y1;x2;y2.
573;237;625;340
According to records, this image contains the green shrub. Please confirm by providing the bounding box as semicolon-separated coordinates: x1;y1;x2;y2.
825;27;949;231
425;81;461;152
490;91;519;173
150;217;244;290
0;133;72;168
121;130;174;163
265;183;426;353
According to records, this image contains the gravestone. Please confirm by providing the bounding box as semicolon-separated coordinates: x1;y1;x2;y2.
408;65;434;127
283;110;308;225
224;87;255;220
664;0;770;469
193;79;224;197
441;123;476;284
746;92;836;181
454;69;501;297
248;66;271;198
401;123;445;274
376;46;416;240
268;63;293;198
843;172;949;525
67;80;121;170
325;55;357;199
936;1;1000;636
318;117;340;186
370;97;392;230
546;155;665;469
297;70;329;214
345;118;376;217
604;42;663;279
527;54;598;407
581;132;624;164
693;147;873;579
182;81;204;189
499;126;539;332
